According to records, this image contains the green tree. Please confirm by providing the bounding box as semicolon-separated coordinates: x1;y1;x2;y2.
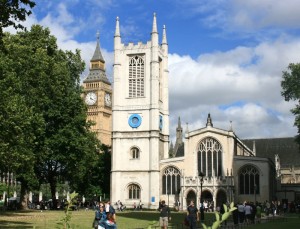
281;63;300;144
1;25;100;209
0;0;36;48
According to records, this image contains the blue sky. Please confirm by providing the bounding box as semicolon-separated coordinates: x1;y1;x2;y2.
9;0;300;140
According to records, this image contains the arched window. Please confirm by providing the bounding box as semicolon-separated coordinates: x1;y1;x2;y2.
198;137;223;177
129;55;144;98
162;166;181;195
239;165;260;195
131;147;140;159
128;184;141;199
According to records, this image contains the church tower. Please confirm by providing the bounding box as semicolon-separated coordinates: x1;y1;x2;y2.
111;14;169;208
82;32;112;146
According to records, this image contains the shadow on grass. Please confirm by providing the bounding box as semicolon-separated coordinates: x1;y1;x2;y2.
0;220;33;228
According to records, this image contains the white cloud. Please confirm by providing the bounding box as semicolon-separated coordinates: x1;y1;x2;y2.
168;36;300;139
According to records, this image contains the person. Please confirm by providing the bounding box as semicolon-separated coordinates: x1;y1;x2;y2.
158;200;171;229
244;202;253;224
237;202;245;223
102;212;117;229
133;202;137;210
256;203;262;223
138;200;143;210
187;200;199;229
105;201;116;221
93;205;107;229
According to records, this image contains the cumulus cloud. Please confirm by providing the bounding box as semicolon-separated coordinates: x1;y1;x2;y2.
168;36;300;139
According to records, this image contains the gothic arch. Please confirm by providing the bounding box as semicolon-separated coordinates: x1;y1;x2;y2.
197;137;223;177
238;164;260;195
126;182;142;200
161;165;181;195
128;146;141;159
216;188;227;208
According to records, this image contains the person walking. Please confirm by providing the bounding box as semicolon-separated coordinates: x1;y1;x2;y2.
187;200;199;229
158;200;171;229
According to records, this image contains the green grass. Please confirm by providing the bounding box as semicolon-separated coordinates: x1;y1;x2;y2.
0;209;299;229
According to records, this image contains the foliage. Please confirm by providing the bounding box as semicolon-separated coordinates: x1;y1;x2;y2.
202;202;236;229
281;63;300;144
0;0;36;48
56;191;78;229
0;25;101;209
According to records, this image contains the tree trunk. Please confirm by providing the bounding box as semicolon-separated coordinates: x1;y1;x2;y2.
50;180;57;209
20;183;29;210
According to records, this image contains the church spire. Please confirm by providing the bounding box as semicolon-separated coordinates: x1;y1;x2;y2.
115;16;120;37
206;113;213;127
176;117;183;144
152;12;158;34
162;25;167;44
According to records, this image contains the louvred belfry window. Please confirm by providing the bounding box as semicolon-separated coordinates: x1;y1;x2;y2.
129;55;144;98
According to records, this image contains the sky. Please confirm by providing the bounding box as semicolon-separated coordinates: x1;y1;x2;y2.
8;0;300;141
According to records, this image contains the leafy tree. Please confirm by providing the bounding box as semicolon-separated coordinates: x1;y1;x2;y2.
1;25;100;209
281;63;300;144
0;0;36;48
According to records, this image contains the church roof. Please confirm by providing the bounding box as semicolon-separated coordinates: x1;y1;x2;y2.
242;137;300;166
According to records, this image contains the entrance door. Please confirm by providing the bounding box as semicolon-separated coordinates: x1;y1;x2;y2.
186;190;196;207
216;189;227;208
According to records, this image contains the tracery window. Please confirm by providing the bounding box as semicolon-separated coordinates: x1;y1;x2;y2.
239;165;260;195
129;55;144;98
131;147;140;159
128;184;141;199
162;166;181;195
198;137;223;177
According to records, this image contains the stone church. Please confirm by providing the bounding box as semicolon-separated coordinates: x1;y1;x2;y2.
84;14;300;210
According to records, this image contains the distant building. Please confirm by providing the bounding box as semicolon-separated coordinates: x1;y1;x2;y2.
82;32;112;146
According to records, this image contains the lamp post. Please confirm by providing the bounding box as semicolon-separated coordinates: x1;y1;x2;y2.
167;190;170;206
199;171;205;221
254;184;257;205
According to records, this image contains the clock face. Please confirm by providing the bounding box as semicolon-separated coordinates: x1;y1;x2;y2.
105;93;111;106
85;92;97;105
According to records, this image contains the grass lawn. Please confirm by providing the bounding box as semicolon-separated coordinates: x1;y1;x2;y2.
0;209;299;229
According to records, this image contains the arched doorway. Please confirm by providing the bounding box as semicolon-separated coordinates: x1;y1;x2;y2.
201;190;213;202
186;190;196;207
216;189;227;209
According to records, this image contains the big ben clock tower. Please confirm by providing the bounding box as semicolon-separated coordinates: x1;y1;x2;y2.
83;32;112;146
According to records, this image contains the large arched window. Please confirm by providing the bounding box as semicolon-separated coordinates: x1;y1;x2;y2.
239;165;260;195
129;55;144;98
162;166;181;195
198;137;223;177
128;184;141;199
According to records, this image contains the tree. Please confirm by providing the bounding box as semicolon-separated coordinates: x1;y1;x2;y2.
1;25;100;209
0;0;36;48
281;63;300;144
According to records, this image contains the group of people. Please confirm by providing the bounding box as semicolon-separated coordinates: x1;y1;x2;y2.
158;199;202;229
93;201;117;229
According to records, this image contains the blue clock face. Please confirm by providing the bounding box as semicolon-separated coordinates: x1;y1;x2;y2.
128;114;142;128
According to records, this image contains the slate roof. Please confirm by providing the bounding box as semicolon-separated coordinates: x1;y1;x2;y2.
175;143;184;157
83;36;111;85
242;137;300;166
83;69;111;85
